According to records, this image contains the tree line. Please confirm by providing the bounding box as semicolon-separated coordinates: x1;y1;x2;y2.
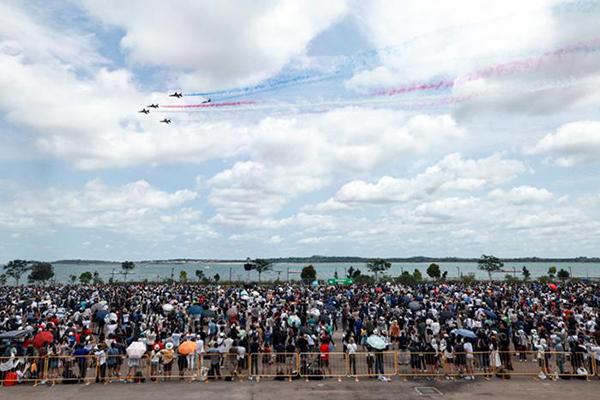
1;255;577;286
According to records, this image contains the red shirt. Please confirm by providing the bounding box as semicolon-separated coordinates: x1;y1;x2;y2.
319;343;329;360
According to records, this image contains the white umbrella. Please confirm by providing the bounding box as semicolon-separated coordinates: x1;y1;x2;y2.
162;303;174;313
308;308;321;317
366;335;387;350
288;315;301;328
126;341;147;358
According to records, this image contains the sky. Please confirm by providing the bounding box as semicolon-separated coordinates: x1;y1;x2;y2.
1;0;600;261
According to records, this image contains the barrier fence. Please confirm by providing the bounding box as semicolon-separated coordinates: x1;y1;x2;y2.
1;351;597;386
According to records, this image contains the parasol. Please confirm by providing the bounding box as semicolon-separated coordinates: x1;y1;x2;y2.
452;328;477;339
288;315;301;328
366;335;387;350
162;303;174;313
227;307;238;318
548;283;558;291
189;305;203;316
408;301;421;311
308;308;321;317
126;341;147;358
178;340;197;355
95;309;109;322
33;331;54;348
202;309;216;318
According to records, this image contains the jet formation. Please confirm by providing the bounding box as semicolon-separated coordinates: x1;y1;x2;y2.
139;92;210;125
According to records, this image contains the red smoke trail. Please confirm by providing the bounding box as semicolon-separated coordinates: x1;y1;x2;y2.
372;38;600;97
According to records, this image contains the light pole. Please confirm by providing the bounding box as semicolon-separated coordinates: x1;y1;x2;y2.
456;266;461;278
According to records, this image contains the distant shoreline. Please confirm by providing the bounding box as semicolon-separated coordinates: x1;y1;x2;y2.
51;256;600;264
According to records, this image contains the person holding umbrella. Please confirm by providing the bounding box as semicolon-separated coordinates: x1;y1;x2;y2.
125;339;146;383
178;336;197;382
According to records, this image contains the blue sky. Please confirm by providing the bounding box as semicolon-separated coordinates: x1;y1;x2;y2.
1;0;600;262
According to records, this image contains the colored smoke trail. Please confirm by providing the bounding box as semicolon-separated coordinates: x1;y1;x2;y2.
178;1;600;102
160;100;256;108
373;38;600;97
160;74;586;115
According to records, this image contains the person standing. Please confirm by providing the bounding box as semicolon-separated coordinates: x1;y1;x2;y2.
347;337;358;381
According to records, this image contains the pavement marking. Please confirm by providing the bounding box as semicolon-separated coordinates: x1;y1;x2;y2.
415;386;444;397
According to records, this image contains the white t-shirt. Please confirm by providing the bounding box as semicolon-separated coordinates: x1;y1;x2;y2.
464;342;474;358
347;343;357;355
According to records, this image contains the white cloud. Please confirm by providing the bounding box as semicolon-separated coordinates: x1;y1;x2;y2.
207;110;464;228
331;153;525;205
0;179;210;240
349;1;600;117
488;186;553;205
268;235;283;244
527;120;600;166
82;0;348;89
350;0;556;88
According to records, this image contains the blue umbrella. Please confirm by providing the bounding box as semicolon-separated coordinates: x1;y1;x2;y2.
95;309;109;322
189;305;203;316
483;309;498;319
201;309;216;318
452;328;477;339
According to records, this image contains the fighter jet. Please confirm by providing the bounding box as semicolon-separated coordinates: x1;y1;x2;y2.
147;104;159;109
160;118;172;124
202;98;211;104
169;92;183;98
138;108;150;114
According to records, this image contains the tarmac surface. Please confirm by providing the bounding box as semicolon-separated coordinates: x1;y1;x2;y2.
3;378;599;400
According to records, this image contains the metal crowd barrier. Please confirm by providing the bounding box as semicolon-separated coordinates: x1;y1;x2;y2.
1;351;597;386
251;352;297;380
544;351;596;378
0;355;98;385
351;351;396;378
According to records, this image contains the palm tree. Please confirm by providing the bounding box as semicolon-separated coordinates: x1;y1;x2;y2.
121;261;135;282
254;259;272;283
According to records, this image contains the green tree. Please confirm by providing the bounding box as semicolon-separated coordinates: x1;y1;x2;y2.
0;274;6;286
426;263;441;280
548;266;557;278
27;262;54;284
478;254;504;281
4;259;30;286
180;270;188;283
68;274;77;284
413;269;423;282
79;271;93;285
92;271;103;285
441;271;448;281
301;265;317;284
522;266;531;281
396;271;416;285
366;258;391;281
213;273;220;283
121;260;135;282
460;273;477;285
557;268;570;281
195;269;206;282
254;259;272;282
346;266;361;279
